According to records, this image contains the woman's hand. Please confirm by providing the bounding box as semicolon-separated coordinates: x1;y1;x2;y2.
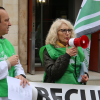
66;45;78;57
81;74;88;83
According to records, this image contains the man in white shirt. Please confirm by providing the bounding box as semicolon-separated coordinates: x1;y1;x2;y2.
0;7;29;100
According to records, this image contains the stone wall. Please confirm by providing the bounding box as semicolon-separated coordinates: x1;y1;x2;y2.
0;0;3;6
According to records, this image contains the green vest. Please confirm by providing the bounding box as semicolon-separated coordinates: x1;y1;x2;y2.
39;44;85;84
0;38;15;97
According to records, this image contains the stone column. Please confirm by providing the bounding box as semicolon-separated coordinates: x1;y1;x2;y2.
18;0;28;73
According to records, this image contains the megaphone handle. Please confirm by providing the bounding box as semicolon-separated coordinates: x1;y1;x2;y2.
75;56;77;77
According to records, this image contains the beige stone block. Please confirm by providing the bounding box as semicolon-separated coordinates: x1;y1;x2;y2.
19;1;27;26
0;0;3;6
4;4;18;25
9;25;18;34
18;31;27;65
19;43;27;65
19;25;27;38
3;33;18;46
19;12;27;26
3;0;18;4
14;46;18;55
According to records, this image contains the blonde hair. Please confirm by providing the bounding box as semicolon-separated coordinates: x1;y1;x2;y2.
45;18;76;47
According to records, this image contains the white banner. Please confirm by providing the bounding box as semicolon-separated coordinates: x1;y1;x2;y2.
30;82;100;100
7;77;100;100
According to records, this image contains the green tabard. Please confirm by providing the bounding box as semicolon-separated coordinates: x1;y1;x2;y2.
0;38;15;97
39;44;85;84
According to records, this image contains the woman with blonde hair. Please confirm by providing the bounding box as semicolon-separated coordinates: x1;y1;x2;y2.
39;18;89;84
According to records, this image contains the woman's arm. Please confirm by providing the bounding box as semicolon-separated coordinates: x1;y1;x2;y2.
43;49;71;81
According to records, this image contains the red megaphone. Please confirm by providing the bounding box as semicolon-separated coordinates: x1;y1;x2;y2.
67;35;89;49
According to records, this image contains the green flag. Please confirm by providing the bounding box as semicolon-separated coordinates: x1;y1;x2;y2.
74;0;100;69
75;0;100;37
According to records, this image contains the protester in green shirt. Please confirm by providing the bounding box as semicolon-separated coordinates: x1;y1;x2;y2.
39;18;89;84
0;7;29;99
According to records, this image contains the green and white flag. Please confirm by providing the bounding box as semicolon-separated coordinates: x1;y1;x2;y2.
74;0;100;69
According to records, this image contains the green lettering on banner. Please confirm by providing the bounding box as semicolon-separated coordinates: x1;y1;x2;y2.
84;58;88;69
86;48;90;57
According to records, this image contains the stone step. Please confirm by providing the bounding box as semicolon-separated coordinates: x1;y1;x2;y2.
87;71;100;86
26;71;44;82
87;80;100;85
26;71;100;86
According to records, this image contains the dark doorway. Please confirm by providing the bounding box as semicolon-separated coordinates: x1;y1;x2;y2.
35;0;75;63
